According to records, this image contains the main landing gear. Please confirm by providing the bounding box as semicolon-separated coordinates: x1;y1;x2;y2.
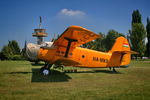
40;63;65;75
40;63;52;75
109;67;117;72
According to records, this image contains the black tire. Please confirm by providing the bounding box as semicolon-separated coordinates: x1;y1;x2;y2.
40;67;45;73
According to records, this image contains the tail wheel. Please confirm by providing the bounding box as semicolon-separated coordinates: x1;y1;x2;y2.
113;67;116;72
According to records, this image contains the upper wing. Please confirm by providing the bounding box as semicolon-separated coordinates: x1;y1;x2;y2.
53;25;101;48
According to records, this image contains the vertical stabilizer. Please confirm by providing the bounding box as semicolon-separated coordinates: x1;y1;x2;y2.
108;37;131;67
110;36;130;53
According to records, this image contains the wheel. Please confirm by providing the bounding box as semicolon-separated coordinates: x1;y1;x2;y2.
40;67;45;73
42;69;50;75
40;63;53;75
74;69;77;73
109;67;112;70
113;67;116;72
40;67;50;75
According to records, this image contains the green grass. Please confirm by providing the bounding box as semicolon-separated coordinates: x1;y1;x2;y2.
0;60;150;100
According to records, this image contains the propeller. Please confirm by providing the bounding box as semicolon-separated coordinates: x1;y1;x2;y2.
23;40;40;62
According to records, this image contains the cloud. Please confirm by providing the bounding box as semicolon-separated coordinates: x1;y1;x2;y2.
59;8;86;16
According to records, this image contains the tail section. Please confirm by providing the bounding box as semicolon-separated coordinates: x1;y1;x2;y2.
108;37;131;67
109;36;130;53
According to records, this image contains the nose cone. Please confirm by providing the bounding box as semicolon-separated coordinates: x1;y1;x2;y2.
25;43;40;61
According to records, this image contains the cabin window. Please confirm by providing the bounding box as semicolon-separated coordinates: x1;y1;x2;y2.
82;55;85;58
105;59;108;63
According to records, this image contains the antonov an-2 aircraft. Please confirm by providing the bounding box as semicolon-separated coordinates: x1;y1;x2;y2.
25;25;134;75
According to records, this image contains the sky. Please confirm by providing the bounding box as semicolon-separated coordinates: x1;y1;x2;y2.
0;0;150;49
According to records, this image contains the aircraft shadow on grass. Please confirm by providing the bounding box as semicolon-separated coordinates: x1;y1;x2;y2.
31;69;121;83
64;69;122;74
31;68;72;82
7;69;72;83
31;63;45;66
8;72;32;74
8;68;122;83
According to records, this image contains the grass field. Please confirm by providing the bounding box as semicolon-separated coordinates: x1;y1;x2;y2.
0;60;150;100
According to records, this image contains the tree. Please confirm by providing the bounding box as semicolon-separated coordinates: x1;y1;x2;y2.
129;10;146;58
146;18;150;57
0;45;12;60
82;30;125;52
0;52;6;60
94;33;107;52
82;32;106;51
129;23;146;57
8;40;20;55
105;30;125;51
132;10;142;24
0;40;21;60
82;40;95;49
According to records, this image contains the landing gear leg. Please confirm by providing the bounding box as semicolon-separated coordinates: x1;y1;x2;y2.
109;67;112;70
40;63;52;75
53;64;64;72
61;65;64;72
113;67;116;72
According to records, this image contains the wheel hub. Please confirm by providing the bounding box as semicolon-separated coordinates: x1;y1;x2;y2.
42;69;49;75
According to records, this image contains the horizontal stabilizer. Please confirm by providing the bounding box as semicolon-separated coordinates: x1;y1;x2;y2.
131;51;139;54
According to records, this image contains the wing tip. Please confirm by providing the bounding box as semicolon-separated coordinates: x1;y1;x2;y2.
68;25;101;38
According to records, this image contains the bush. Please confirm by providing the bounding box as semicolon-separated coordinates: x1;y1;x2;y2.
11;55;25;60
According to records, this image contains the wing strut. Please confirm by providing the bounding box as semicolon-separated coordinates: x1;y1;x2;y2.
64;37;77;57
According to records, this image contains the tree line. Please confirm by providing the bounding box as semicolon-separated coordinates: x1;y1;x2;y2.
0;9;150;60
84;9;150;58
82;30;125;52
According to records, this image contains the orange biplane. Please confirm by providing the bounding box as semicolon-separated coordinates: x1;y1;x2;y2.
25;26;133;75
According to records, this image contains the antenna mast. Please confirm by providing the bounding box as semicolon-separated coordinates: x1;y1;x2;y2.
39;16;42;29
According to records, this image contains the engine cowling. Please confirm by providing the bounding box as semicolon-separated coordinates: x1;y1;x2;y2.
25;43;40;62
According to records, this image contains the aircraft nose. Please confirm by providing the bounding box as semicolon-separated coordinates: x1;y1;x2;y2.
25;43;40;61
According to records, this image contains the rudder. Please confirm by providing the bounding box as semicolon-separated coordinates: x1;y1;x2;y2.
109;37;131;67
